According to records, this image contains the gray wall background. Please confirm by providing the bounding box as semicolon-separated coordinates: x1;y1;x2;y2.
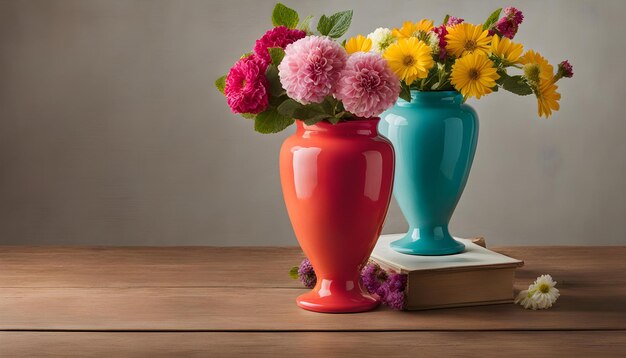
1;0;625;246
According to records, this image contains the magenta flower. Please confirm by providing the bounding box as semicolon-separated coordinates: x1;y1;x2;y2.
494;7;524;39
278;36;348;104
225;54;269;114
297;258;317;289
558;60;574;78
254;26;306;64
334;52;400;118
431;17;463;59
431;26;448;59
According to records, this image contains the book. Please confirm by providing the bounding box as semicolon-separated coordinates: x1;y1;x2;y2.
370;234;524;310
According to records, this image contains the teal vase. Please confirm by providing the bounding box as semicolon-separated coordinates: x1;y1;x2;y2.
379;91;478;256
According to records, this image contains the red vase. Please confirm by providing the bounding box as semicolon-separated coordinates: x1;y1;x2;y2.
280;118;395;313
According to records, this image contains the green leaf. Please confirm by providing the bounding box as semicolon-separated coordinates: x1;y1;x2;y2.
254;108;294;134
317;15;331;35
272;3;299;29
483;8;502;30
268;47;285;65
277;98;336;124
265;64;284;97
277;99;303;117
317;10;353;38
214;75;226;95
499;73;533;96
240;113;255;119
443;14;450;25
289;266;299;279
303;115;333;126
399;83;412;102
328;10;353;38
298;15;314;33
298;104;332;122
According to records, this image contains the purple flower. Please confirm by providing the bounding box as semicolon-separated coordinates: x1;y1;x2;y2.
381;287;406;311
558;60;574;78
224;54;269;114
253;26;306;64
361;262;388;295
378;273;407;311
362;263;407;311
297;258;317;289
293;259;408;311
494;7;524;39
386;272;408;292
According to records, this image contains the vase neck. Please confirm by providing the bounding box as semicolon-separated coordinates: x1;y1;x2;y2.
298;118;381;137
396;91;463;107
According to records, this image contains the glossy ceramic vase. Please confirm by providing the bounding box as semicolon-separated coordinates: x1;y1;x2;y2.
280;119;394;313
379;91;478;256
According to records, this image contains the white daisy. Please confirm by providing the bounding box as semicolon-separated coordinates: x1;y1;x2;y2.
367;28;395;53
515;289;538;309
515;274;560;310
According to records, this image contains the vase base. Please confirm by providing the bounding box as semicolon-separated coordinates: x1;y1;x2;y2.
391;232;465;256
296;289;379;313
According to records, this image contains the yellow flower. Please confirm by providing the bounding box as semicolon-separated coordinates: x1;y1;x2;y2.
536;80;561;118
491;34;523;64
450;53;500;99
345;34;372;54
383;37;434;85
520;50;554;84
392;20;434;40
445;23;492;57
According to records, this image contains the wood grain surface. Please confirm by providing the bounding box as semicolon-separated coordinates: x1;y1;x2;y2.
1;331;625;358
1;246;625;356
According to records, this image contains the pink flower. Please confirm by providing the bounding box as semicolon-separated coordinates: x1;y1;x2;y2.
278;36;348;104
225;54;269;114
446;16;464;26
254;26;306;64
494;7;524;39
558;60;574;78
334;52;400;118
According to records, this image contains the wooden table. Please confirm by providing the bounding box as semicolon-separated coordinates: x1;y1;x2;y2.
0;246;625;357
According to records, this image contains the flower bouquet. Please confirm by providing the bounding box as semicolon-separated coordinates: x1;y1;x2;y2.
215;3;399;313
215;3;400;132
363;7;574;256
367;7;573;116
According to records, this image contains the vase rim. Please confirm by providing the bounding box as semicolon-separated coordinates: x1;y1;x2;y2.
409;90;460;94
298;118;381;136
397;90;463;106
